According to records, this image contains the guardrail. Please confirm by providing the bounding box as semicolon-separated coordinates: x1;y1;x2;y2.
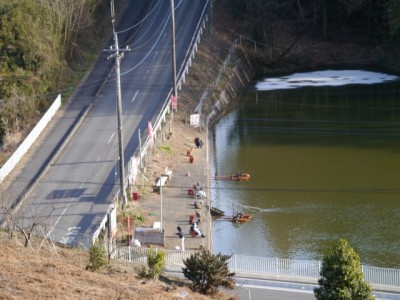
238;35;267;52
113;247;400;288
92;1;211;244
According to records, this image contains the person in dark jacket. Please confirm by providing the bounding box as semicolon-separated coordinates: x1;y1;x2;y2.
194;137;203;148
176;226;185;251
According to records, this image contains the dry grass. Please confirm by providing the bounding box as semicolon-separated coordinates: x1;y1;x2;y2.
0;232;236;300
1;131;23;153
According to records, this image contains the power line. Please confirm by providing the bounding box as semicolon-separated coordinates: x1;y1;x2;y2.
2;175;399;194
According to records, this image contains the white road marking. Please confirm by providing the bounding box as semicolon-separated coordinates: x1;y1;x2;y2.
131;90;139;102
52;183;85;229
108;132;115;144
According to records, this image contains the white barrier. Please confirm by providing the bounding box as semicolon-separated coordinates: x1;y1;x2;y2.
0;94;61;183
114;247;400;288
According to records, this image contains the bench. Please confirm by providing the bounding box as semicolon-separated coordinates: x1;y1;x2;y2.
154;176;168;192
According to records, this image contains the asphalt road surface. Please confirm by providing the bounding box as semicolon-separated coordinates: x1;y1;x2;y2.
3;0;209;247
232;278;400;300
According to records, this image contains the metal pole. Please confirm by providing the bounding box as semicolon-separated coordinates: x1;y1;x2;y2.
138;128;142;168
160;177;164;232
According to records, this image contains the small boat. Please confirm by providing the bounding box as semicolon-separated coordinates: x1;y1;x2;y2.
229;213;253;223
214;173;251;181
210;207;225;217
230;217;249;223
231;173;250;181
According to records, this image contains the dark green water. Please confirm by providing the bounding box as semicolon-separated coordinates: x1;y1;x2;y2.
211;72;400;268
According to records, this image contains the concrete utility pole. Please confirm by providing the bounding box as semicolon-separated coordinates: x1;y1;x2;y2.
105;0;130;207
171;0;177;107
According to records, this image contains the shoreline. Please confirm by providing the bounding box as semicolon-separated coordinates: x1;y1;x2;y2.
131;113;212;251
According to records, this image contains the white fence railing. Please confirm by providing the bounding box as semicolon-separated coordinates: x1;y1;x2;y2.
113;247;400;288
363;265;400;287
229;254;321;279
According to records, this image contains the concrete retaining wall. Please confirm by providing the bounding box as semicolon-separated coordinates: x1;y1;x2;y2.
0;94;61;183
204;51;255;126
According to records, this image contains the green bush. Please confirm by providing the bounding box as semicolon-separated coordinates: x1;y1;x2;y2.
314;238;375;300
87;242;108;271
182;250;235;295
138;247;166;280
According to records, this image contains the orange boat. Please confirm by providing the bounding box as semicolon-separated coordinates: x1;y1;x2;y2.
230;213;253;223
213;173;251;181
230;173;250;181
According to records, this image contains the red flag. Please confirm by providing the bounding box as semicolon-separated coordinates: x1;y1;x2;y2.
171;95;177;110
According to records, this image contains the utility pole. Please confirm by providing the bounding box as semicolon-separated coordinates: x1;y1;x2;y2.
105;0;130;207
209;0;213;34
171;0;177;111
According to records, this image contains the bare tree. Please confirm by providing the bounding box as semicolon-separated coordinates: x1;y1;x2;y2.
1;195;56;250
38;0;102;52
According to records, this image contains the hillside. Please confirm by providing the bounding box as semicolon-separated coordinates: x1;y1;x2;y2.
0;232;229;300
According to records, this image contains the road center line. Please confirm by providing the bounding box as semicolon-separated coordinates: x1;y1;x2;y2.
131;90;139;102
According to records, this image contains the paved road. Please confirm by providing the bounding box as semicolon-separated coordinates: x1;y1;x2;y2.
2;0;209;246
231;278;400;300
161;273;400;300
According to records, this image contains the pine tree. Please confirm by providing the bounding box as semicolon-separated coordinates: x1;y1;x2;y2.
182;250;235;295
314;238;375;300
146;247;166;280
87;242;107;271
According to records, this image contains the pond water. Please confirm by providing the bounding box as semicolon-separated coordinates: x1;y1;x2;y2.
210;70;400;268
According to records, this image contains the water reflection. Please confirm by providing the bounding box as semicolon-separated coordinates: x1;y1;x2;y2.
211;70;400;267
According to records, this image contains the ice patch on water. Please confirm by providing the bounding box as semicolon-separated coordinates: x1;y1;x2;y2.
255;70;398;91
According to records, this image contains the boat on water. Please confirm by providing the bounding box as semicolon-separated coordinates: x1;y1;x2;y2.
231;173;250;181
229;213;253;223
210;207;225;217
214;173;250;181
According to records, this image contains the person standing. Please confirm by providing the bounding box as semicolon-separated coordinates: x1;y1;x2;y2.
176;226;185;251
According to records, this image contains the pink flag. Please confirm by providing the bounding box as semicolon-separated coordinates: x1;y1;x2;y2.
130;157;138;186
171;95;177;110
148;121;153;146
